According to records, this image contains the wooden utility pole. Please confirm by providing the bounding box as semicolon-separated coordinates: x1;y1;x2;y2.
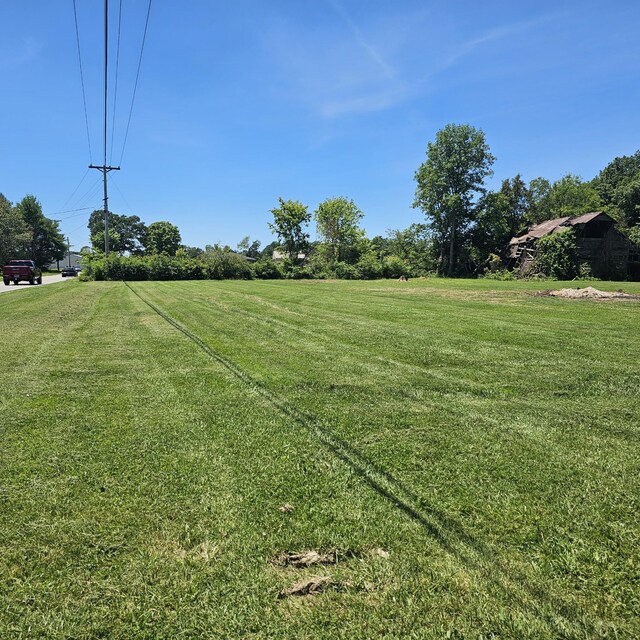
89;0;119;257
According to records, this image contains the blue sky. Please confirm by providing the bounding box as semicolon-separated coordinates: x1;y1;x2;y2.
1;1;639;252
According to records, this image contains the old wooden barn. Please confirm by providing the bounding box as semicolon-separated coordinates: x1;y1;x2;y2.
507;212;640;279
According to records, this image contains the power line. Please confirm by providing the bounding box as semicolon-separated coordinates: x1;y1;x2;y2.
72;175;104;210
66;218;95;236
109;0;123;164
109;174;136;217
72;0;93;163
58;168;90;212
49;207;94;220
119;0;152;165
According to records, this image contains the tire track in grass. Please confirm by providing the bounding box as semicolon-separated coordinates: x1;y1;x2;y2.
125;281;598;638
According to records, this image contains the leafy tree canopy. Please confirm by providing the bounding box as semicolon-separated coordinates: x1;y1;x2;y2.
593;150;640;228
15;195;66;267
314;197;364;265
88;210;147;255
527;174;601;224
413;123;495;275
268;198;310;264
236;236;261;258
0;193;31;266
145;221;182;256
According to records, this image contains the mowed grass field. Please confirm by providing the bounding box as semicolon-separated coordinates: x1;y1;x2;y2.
1;278;639;639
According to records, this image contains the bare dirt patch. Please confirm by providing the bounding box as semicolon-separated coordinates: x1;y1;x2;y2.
279;576;333;598
536;286;640;300
272;550;337;568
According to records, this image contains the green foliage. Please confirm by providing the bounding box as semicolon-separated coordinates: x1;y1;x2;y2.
314;197;364;265
471;191;512;267
413;123;495;275
383;223;434;275
534;228;579;279
236;236;261;258
181;245;205;259
627;225;640;246
527;174;602;224
200;247;253;280
14;195;66;267
481;270;516;281
593;151;640;228
355;252;383;279
88;210;147;255
268;198;310;265
252;258;283;279
485;253;503;273
0;193;31;266
382;255;410;278
577;262;597;280
481;254;516;280
82;250;253;281
333;261;359;280
526;177;552;223
145;221;182;256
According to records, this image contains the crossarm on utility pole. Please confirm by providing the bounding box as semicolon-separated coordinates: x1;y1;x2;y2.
89;164;120;256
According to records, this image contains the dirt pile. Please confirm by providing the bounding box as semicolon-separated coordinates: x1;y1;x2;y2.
539;286;640;300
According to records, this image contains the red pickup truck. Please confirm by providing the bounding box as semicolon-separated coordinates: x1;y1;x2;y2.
2;260;43;286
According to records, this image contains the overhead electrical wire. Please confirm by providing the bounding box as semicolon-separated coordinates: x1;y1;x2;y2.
109;0;123;165
67;218;96;236
119;0;153;166
72;175;104;211
49;207;94;220
57;168;90;212
109;174;136;217
72;0;93;163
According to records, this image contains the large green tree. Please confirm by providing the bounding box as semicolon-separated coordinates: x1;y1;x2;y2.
527;174;601;224
15;195;66;267
88;210;147;255
268;198;310;264
470;175;533;268
0;194;31;266
145;221;182;256
413;123;495;275
593;151;640;229
314;197;364;265
500;174;531;234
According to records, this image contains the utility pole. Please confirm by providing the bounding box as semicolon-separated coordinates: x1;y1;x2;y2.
67;237;72;268
89;0;119;257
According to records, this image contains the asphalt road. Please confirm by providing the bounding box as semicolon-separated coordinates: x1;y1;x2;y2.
0;273;70;294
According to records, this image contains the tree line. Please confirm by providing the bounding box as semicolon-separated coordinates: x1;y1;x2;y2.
266;124;640;279
5;123;639;281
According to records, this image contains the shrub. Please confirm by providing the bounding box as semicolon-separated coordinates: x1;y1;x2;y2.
356;252;383;279
382;255;410;279
80;252;240;281
252;259;283;279
534;229;579;279
334;262;359;280
201;250;253;280
482;269;516;280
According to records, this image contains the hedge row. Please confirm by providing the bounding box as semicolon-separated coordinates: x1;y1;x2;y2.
81;252;416;281
84;253;256;281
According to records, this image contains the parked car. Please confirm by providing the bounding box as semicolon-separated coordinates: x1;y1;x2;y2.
2;259;42;285
61;266;78;277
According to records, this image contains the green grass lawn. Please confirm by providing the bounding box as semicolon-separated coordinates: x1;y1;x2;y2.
1;278;638;638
